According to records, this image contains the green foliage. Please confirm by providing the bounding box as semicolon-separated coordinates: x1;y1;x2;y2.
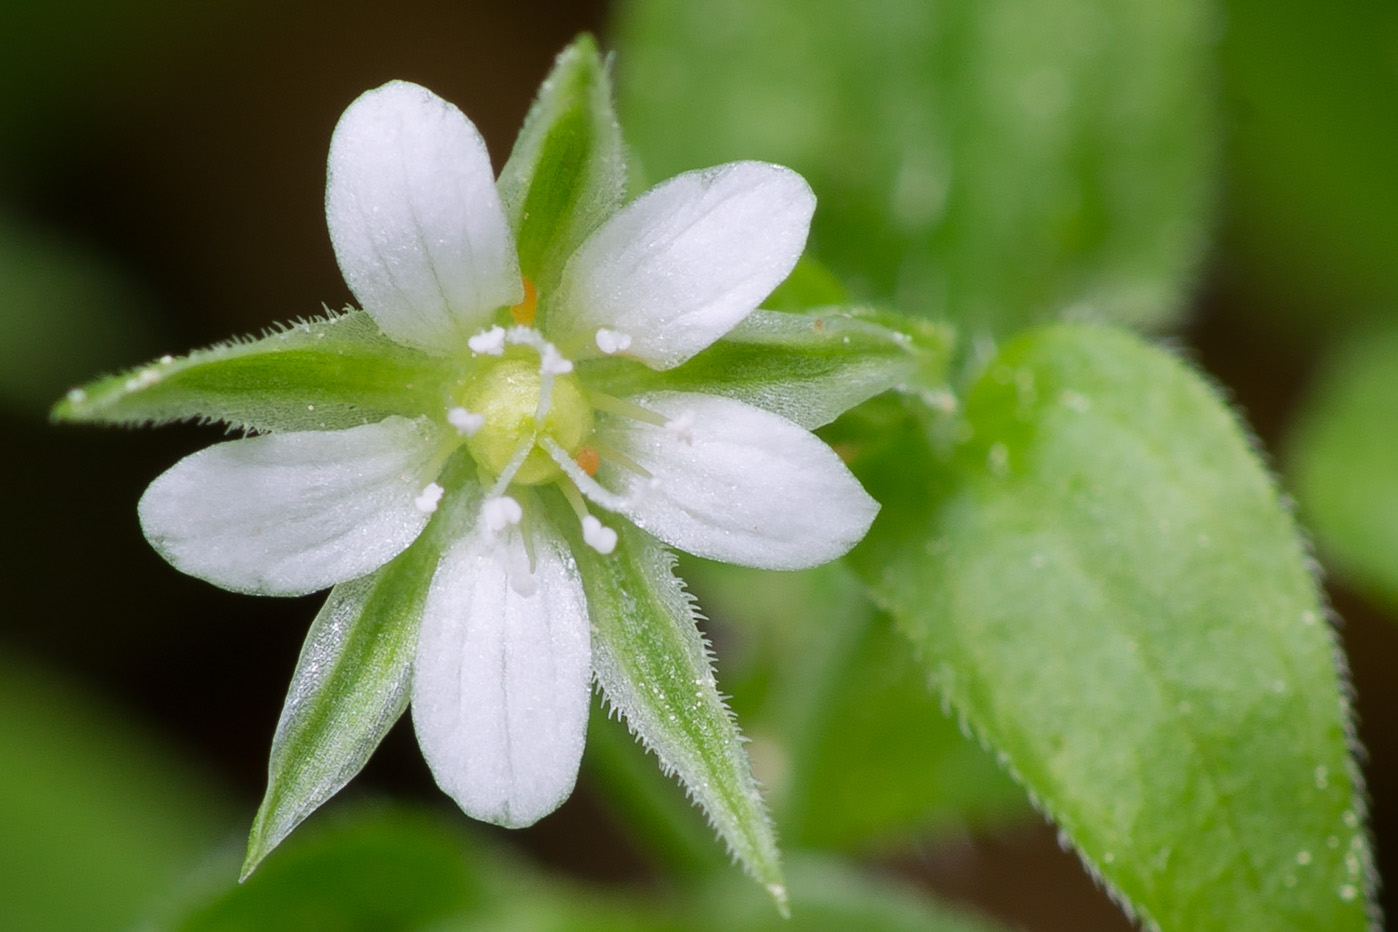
845;324;1374;930
0;654;230;932
171;808;490;932
1288;326;1398;611
613;0;1217;335
1222;0;1398;328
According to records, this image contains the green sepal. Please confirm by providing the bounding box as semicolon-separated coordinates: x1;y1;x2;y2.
562;515;786;913
497;34;626;301
583;307;951;430
51;310;452;433
242;464;479;879
846;324;1375;931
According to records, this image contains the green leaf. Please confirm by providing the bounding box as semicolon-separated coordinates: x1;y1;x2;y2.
1288;324;1398;611
0;210;159;414
613;0;1217;335
498;34;627;301
1222;0;1398;329
564;517;786;912
51;309;450;433
680;561;1027;852
846;324;1374;930
0;653;231;932
584;307;950;430
172;807;490;932
685;852;1012;932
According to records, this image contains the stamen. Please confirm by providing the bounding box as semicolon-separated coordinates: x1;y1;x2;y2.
539;343;574;375
595;328;633;355
468;326;506;355
509;278;537;326
488;430;540;498
581;516;618;555
413;482;445;514
591;439;653;479
540;436;634;511
587;390;669;427
575;446;600;477
481;495;523;532
665;410;695;445
534;343;573;426
559;477;619;556
446;406;485;436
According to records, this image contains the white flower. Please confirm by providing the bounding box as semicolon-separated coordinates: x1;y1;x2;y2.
137;81;878;829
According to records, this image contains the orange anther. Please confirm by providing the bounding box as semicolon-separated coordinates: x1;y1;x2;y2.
510;278;537;326
575;446;600;477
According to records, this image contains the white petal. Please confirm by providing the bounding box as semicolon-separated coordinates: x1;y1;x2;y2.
602;393;878;569
326;81;522;353
138;417;440;596
553;162;814;369
411;520;591;828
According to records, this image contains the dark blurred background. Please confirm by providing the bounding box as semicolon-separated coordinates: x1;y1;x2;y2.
5;2;1398;931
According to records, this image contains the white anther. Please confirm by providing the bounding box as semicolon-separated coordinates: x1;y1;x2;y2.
595;328;633;355
581;516;618;555
413;482;445;514
481;495;523;532
446;406;485;436
66;388;86;403
468;326;507;355
539;343;574;375
664;410;695;445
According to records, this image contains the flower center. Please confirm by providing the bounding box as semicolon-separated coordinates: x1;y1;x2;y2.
457;355;593;485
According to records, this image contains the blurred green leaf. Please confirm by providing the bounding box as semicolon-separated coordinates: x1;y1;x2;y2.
1288;324;1398;611
1223;0;1398;329
169;807;489;932
613;0;1217;335
52;310;451;433
686;561;1027;852
0;653;230;932
685;852;1010;932
0;212;159;414
846;324;1373;930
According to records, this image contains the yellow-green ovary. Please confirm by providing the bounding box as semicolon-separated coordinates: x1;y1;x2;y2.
458;356;593;485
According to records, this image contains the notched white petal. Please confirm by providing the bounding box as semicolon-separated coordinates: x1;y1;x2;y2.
411;521;591;828
553;162;815;369
602;393;878;569
327;81;521;353
138;417;441;596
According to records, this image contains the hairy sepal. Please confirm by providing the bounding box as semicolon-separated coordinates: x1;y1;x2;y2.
52;310;450;433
